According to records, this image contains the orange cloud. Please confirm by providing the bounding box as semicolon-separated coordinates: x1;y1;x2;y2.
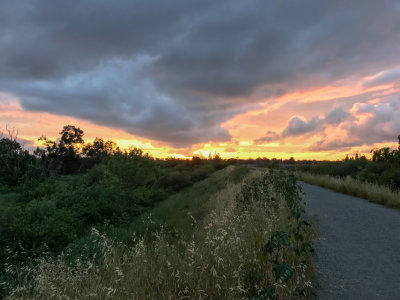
2;67;400;161
0;98;190;158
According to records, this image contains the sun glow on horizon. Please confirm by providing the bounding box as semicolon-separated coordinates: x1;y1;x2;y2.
2;71;400;162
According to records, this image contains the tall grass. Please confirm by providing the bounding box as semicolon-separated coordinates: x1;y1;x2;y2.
6;170;314;299
297;172;400;208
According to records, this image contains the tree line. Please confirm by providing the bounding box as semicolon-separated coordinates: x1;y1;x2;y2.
0;124;233;189
298;135;400;189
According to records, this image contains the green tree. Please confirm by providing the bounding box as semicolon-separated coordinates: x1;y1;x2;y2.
35;125;85;175
0;127;39;186
83;138;117;160
59;125;84;146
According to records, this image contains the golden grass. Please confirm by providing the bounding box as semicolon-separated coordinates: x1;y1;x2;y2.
297;172;400;208
7;170;314;299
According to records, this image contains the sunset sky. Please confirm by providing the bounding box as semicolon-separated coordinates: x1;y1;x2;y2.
1;1;400;159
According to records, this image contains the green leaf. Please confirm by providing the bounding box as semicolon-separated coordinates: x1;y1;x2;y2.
261;283;276;297
301;242;314;255
273;262;294;282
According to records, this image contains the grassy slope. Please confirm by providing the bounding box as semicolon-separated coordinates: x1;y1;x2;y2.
7;167;315;299
297;172;400;209
109;165;239;241
0;192;19;209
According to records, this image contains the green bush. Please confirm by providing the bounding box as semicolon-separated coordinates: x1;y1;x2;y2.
191;164;215;182
158;171;192;191
5;170;314;300
0;148;168;267
0;138;42;187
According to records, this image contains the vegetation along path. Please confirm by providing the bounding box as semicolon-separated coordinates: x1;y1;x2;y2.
302;183;400;300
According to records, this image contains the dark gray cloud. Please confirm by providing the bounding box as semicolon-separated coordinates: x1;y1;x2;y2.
324;108;350;125
282;116;321;137
255;131;281;144
364;68;400;88
0;0;399;146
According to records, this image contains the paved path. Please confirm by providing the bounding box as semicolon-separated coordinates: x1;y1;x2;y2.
302;183;400;300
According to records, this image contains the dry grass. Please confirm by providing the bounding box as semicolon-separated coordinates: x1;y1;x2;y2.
6;171;314;300
297;172;400;208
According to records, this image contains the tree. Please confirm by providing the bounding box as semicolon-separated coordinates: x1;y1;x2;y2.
58;125;85;174
83;138;117;161
59;125;84;146
398;135;400;150
35;125;85;175
0;126;38;186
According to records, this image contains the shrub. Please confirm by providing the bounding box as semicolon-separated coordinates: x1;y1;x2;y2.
0;138;41;187
6;171;314;299
190;164;215;182
158;171;192;191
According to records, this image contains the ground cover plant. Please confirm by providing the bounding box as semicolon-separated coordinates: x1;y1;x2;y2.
5;169;315;299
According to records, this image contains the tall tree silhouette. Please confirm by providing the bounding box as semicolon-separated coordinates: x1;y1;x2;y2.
36;125;85;175
60;125;84;146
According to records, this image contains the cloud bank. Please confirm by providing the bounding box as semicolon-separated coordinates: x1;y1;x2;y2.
0;0;400;147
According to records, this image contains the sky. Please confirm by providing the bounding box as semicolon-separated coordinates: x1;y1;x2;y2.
1;0;400;159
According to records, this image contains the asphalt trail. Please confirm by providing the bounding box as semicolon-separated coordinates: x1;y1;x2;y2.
302;183;400;300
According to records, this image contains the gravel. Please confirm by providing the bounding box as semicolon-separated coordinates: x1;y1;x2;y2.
302;182;400;300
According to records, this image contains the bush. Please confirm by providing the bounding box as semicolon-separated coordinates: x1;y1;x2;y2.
191;164;215;182
158;171;192;191
0;148;168;273
0;138;41;187
6;171;314;300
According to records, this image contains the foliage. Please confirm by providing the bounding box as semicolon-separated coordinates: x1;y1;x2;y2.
190;164;215;182
297;172;400;208
34;125;85;175
0;123;316;298
83;138;117;162
0;140;223;297
237;170;313;299
5;169;314;300
298;135;400;190
0;132;41;187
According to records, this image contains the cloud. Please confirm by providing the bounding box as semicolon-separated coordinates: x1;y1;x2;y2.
345;98;400;143
324;107;350;124
3;57;233;147
255;131;281;144
255;107;350;144
307;139;357;152
309;96;400;151
0;1;400;147
260;97;400;151
224;147;236;153
282;116;320;137
364;68;400;88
